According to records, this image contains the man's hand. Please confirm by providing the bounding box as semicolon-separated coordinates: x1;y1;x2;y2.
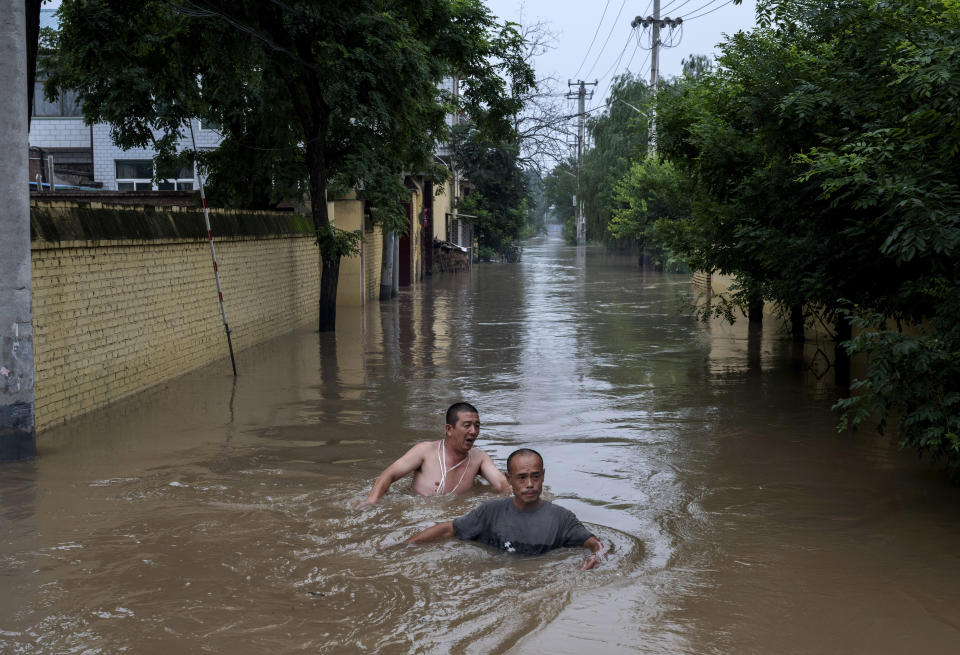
358;442;430;506
580;536;605;570
581;552;603;570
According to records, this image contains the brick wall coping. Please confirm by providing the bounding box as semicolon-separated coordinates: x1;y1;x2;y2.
31;200;315;243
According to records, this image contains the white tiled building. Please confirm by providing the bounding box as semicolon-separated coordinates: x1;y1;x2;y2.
30;117;222;190
30;9;222;190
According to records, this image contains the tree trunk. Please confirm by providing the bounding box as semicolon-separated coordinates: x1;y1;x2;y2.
392;233;400;297
379;231;394;301
790;303;805;344
834;314;852;389
747;291;763;324
319;253;340;331
305;129;337;332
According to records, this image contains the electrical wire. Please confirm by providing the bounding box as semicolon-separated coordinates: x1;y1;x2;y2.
573;0;611;80
660;0;697;14
595;31;635;85
599;30;644;101
583;0;628;79
684;0;733;21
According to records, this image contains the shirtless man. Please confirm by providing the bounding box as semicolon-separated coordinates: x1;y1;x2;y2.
356;402;510;506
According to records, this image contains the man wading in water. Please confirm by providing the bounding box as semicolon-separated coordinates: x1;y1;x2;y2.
355;402;510;506
401;448;606;570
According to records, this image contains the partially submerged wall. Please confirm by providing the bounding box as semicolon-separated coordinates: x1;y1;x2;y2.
30;200;321;431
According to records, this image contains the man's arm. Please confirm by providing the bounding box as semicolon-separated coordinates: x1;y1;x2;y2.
477;451;511;493
403;521;456;544
355;442;430;507
580;536;605;570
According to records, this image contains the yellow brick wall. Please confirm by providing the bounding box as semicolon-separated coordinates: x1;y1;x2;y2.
31;229;320;431
362;225;384;301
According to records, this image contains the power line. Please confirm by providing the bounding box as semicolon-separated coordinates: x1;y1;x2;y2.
583;0;628;79
573;0;611;79
599;31;644;102
594;31;635;85
660;0;696;13
685;0;734;21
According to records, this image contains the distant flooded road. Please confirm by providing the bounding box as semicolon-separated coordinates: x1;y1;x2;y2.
2;234;959;654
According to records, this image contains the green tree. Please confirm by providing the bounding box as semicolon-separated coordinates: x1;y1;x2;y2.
579;73;651;247
542;158;577;236
609;158;691;270
452;122;529;261
653;0;960;476
48;0;533;330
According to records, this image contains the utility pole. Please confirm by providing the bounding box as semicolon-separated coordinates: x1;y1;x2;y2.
631;4;682;152
651;0;661;88
0;0;37;460
566;79;596;245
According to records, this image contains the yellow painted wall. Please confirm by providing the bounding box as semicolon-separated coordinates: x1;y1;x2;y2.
432;176;454;243
412;186;424;282
332;196;365;308
30;202;320;431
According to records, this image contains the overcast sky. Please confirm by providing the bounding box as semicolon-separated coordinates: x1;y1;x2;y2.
484;0;758;109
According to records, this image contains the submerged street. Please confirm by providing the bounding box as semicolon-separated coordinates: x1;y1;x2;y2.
2;234;959;654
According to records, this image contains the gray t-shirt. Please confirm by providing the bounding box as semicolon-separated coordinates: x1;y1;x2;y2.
452;498;594;555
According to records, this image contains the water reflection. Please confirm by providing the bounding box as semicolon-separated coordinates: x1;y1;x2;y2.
1;235;959;654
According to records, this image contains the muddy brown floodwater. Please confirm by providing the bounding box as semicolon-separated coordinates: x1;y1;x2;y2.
2;235;960;654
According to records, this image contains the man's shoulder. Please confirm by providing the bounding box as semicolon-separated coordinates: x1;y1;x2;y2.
468;446;491;459
408;440;439;454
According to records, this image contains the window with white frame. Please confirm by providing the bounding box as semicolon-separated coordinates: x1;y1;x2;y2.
157;165;194;191
115;160;194;191
115;160;154;190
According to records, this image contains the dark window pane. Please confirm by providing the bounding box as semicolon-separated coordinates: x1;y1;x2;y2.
115;160;153;179
157;181;175;190
32;82;60;116
61;90;82;117
117;182;135;191
134;181;153;191
177;182;194;191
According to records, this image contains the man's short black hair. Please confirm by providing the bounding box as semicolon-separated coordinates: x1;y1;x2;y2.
446;402;479;427
506;448;544;474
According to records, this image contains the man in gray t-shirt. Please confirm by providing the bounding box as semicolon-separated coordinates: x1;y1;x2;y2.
403;448;605;570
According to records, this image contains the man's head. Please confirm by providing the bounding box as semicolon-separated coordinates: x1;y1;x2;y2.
506;448;545;510
445;402;478;428
445;402;480;454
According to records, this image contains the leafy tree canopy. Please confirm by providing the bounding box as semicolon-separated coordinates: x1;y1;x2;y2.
651;0;960;476
452;122;529;260
48;0;534;329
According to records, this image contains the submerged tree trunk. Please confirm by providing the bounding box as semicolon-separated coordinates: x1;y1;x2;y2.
790;303;805;344
747;291;764;324
392;234;400;297
305;128;337;332
320;253;340;330
834;314;852;389
379;231;395;301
